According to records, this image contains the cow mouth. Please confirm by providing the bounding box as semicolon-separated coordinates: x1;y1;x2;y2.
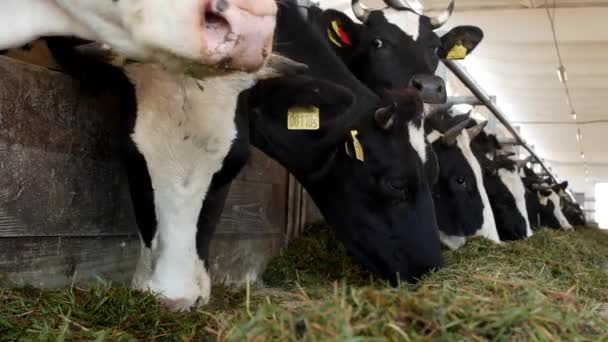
203;4;235;59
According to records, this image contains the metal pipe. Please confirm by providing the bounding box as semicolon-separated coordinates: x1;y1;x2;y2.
443;60;561;186
447;95;496;106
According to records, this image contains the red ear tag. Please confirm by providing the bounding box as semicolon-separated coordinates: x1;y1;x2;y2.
331;20;351;46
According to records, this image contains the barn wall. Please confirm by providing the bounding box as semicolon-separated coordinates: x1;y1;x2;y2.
0;56;322;288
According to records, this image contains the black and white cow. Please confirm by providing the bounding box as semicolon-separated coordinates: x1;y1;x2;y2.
1;0;277;72
424;110;499;249
561;195;586;227
521;167;573;230
43;0;443;311
470;132;532;241
308;0;484;103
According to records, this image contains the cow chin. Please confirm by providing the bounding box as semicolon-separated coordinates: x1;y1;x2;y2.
329;192;442;285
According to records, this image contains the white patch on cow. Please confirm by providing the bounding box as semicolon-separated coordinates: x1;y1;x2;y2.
497;168;533;238
125;63;256;311
401;12;421;41
132;238;157;290
439;231;467;250
456;131;500;243
538;193;549;206
408;122;427;163
548;191;574;230
426;130;442;144
0;0;95;50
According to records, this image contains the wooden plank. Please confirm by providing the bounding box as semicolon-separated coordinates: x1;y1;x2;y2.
0;145;137;237
236;147;288;185
215;180;287;235
301;189;323;230
285;174;303;242
208;234;283;285
0;57;138;237
0;236;139;288
0;233;284;288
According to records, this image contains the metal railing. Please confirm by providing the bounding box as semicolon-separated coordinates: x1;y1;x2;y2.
443;59;563;186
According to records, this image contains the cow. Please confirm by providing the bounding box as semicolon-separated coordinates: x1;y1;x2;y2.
1;0;278;73
304;0;484;103
43;0;443;312
521;167;573;231
469;131;532;241
561;195;586;227
424;109;499;250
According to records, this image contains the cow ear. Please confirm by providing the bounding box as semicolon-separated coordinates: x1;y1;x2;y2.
553;181;568;192
439;26;484;60
320;10;360;58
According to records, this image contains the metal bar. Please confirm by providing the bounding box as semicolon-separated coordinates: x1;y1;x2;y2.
443;60;559;185
447;95;496;107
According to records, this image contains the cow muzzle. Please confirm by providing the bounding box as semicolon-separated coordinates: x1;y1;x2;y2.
409;74;447;104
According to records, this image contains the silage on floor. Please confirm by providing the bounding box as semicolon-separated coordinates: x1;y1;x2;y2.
1;224;607;341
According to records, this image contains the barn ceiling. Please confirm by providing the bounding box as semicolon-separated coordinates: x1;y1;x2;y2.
319;0;608;208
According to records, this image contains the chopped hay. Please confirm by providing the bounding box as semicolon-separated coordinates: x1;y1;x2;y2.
1;224;607;341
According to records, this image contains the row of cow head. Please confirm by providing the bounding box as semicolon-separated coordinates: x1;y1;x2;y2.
6;0;586;297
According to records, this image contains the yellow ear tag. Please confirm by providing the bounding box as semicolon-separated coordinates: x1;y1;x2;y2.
446;43;468;60
327;29;342;47
350;130;365;162
287;105;320;130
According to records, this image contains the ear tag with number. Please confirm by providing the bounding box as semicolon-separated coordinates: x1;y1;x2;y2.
287;105;320;130
446;42;468;60
350;130;365;162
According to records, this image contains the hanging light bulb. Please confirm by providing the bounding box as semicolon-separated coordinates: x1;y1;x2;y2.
571;111;577;120
557;65;568;83
580;152;585;159
576;128;582;142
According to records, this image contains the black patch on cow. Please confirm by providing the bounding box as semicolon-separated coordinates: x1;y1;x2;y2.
249;3;443;283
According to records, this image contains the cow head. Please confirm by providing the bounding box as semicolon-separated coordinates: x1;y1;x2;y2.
471;132;532;241
425;110;497;249
527;181;572;230
52;0;278;73
561;199;586;227
246;78;441;284
313;1;482;103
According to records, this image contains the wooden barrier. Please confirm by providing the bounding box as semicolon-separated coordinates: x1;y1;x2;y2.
0;56;322;287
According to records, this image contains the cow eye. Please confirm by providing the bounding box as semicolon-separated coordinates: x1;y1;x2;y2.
389;179;405;191
455;177;467;187
372;38;383;49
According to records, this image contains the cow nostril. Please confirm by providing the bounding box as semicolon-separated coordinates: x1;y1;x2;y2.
215;0;229;13
437;85;444;94
412;80;424;92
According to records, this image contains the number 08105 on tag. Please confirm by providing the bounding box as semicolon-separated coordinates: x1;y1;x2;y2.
287;106;320;130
